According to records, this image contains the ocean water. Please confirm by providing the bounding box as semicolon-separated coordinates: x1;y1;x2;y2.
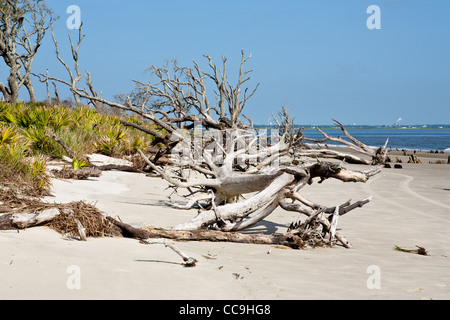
301;127;450;152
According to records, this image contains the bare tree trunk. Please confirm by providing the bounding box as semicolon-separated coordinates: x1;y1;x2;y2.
24;77;36;103
52;82;60;104
0;83;12;104
109;218;305;249
7;70;20;104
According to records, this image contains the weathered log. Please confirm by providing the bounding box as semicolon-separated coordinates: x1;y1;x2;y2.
0;208;60;230
51;167;102;180
219;187;289;232
0;188;368;250
308;162;381;183
137;148;288;198
96;164;143;173
296;149;372;165
171;173;295;231
109;218;305;249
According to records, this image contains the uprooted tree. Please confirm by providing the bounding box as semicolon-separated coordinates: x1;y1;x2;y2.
3;25;389;264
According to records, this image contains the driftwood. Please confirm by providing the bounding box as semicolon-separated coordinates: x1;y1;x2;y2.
140;238;198;267
303;119;388;165
407;154;422;164
96;164;143;173
31;40;387;257
0;208;60;230
1;185;372;249
46;132;76;159
0;193;196;265
51;167;102;180
74;218;87;241
394;245;428;256
109;218;304;248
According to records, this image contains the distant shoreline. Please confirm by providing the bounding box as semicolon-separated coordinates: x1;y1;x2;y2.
254;124;450;129
251;125;450;152
297;127;449;152
317;143;450;154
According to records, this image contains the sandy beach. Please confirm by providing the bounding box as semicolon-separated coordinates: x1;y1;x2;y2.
1;151;449;300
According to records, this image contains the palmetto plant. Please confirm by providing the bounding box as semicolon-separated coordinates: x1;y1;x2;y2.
0;142;28;172
0;126;20;145
22;125;49;150
30;107;50;128
30;155;51;191
130;136;148;151
94;135;117;156
94;123;128;155
0;108;17;124
49;106;71;131
13;106;36;128
106;124;127;141
72;157;89;170
0;103;159;193
0;126;49;193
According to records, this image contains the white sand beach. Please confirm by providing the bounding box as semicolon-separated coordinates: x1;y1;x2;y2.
1;152;449;300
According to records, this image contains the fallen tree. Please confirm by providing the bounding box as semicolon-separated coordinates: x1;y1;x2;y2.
22;26;389;259
0;186;372;262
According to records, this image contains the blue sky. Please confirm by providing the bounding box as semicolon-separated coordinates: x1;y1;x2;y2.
27;0;450;125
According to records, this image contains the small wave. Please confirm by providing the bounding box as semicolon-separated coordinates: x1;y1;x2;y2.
444;148;450;153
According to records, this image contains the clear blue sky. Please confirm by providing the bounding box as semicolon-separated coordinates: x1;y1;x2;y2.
28;0;450;125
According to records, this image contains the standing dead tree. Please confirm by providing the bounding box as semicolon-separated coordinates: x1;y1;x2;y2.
40;25;385;249
34;22;102;109
0;0;53;103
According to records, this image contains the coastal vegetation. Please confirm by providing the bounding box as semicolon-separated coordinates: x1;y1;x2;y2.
0;101;157;194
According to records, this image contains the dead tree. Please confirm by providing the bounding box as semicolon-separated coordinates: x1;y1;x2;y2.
34;22;102;108
302;119;389;165
0;0;53;103
42;29;385;248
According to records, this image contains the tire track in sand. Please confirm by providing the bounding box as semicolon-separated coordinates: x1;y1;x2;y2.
394;173;450;211
363;172;450;222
